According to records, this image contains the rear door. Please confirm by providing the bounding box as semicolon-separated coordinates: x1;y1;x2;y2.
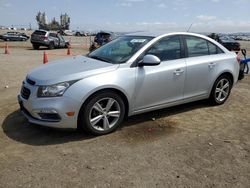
183;35;224;99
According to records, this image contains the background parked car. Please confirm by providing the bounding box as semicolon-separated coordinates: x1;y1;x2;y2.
208;33;240;52
89;31;116;52
31;29;69;50
219;36;241;52
0;32;29;41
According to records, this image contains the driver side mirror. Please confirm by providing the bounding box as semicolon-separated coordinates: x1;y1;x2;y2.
138;54;161;67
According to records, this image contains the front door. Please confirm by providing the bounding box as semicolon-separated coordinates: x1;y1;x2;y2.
134;35;186;111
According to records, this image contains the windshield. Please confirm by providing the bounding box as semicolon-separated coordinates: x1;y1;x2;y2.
88;36;153;64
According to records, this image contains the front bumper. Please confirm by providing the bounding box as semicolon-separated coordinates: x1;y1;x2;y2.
18;89;79;129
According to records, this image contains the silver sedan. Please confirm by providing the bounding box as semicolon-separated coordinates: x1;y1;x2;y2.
18;32;239;135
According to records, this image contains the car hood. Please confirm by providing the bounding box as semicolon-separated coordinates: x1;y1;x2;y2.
27;55;119;85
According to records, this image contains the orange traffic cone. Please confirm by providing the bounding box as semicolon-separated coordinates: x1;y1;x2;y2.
4;43;10;54
43;51;48;64
67;45;71;55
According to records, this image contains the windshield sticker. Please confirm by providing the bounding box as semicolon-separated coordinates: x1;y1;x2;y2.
130;39;146;43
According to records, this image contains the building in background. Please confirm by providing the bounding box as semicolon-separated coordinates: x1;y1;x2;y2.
60;13;70;30
36;12;70;31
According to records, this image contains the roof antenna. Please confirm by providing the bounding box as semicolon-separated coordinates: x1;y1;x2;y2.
187;23;193;32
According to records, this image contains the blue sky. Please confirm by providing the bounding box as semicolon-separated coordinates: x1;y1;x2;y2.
0;0;250;32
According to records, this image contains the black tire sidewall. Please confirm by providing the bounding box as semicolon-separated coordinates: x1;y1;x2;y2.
32;44;39;50
79;91;125;135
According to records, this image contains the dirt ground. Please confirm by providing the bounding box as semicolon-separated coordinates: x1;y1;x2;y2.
0;38;249;188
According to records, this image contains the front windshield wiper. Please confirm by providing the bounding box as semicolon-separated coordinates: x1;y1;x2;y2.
88;55;112;63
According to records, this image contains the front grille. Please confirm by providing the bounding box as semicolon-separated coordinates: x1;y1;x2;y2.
26;78;36;85
21;86;31;100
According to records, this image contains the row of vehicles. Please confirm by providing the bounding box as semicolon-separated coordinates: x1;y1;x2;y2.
0;29;114;51
0;30;243;53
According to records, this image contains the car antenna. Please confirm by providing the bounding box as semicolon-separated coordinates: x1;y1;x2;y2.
187;23;193;32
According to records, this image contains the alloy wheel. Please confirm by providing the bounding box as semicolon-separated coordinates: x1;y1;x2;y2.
215;78;230;102
89;97;121;131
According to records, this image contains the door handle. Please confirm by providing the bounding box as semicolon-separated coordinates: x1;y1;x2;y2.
208;62;216;68
174;69;184;76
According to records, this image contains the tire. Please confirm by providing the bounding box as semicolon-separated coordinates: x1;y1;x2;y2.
78;91;125;135
32;44;39;50
48;42;55;50
65;42;70;48
209;75;232;105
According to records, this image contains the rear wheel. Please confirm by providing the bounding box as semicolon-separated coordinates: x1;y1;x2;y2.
48;42;55;50
32;44;39;50
79;91;125;135
209;75;232;105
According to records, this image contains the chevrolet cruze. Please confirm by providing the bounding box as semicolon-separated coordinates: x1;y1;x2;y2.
18;32;239;135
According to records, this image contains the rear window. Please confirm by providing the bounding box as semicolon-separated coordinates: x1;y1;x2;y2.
49;33;57;37
208;42;224;55
33;30;46;36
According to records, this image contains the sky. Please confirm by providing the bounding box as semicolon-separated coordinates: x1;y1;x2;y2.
0;0;250;33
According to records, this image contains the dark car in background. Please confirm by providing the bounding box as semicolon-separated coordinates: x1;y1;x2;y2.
208;33;240;52
0;32;29;41
219;36;241;52
89;31;116;52
31;29;69;50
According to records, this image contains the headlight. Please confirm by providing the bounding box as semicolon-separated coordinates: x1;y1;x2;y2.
37;81;76;97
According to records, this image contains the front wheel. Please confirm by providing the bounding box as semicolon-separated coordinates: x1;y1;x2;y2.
79;91;125;135
209;75;232;105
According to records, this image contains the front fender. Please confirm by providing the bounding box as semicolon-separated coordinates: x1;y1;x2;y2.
64;67;136;117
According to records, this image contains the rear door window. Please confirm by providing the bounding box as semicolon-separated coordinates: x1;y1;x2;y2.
208;41;224;55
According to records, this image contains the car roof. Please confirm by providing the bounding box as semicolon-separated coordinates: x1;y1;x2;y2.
35;29;48;32
125;31;209;38
125;31;230;52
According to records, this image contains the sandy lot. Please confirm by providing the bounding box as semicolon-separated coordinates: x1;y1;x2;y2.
0;38;249;188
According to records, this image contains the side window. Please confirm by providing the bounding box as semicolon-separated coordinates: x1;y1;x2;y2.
208;41;224;55
146;36;181;61
58;35;64;41
185;36;209;57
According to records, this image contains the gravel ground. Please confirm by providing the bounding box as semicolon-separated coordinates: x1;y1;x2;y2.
0;39;249;188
